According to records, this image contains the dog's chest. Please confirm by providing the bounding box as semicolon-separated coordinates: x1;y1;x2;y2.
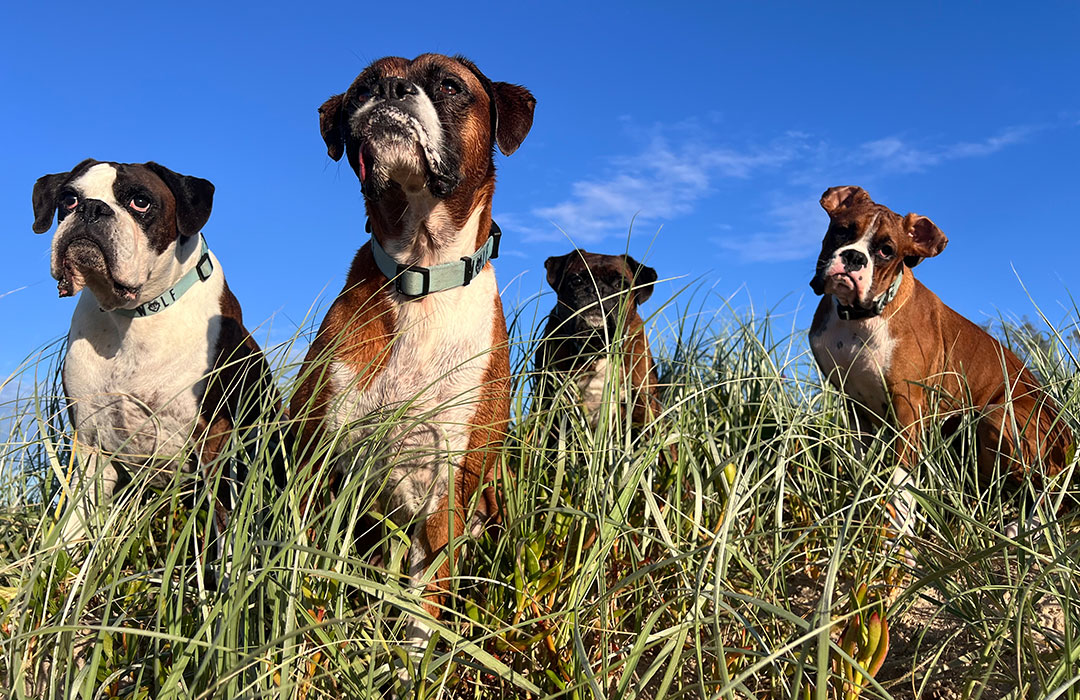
810;304;896;416
329;274;496;521
63;277;222;465
574;357;627;429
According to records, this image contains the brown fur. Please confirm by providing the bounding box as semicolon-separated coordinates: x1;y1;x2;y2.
810;186;1072;486
293;54;534;627
197;280;284;517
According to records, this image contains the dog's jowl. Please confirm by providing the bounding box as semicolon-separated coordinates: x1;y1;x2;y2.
32;159;280;543
291;54;535;649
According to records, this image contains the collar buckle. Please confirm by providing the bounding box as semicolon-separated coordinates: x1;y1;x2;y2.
196;251;214;282
488;221;502;260
396;263;430;296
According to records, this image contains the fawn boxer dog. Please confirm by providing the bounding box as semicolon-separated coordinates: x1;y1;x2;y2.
809;185;1072;539
292;54;534;649
32;159;281;545
537;251;663;430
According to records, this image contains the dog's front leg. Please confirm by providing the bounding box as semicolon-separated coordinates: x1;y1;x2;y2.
59;445;118;544
393;493;456;689
885;389;925;551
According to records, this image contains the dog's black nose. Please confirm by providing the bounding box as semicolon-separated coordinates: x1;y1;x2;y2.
76;199;113;224
840;249;867;271
376;77;419;102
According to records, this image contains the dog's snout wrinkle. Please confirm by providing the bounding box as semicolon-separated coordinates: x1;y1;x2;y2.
77;199;113;224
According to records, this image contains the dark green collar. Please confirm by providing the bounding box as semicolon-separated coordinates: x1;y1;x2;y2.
368;220;502;297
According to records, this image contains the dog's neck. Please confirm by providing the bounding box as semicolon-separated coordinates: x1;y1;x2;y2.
134;234;204;305
368;191;491;269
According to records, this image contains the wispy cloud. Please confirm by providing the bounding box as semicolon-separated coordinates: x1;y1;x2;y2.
854;126;1036;174
528;132;806;243
519;121;1044;261
713;197;825;263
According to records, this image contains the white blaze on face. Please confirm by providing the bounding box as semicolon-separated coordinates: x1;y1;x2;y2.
49;163;146;294
349;82;445;191
822;214;879;307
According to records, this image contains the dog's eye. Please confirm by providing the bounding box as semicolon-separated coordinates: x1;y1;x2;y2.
876;244;895;259
439;79;461;96
129;196;151;213
61;193;79;211
356;85;371;101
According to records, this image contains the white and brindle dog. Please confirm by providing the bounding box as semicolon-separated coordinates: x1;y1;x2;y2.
291;54;534;649
32;159;281;545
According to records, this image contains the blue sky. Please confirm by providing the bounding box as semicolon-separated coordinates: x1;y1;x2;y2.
2;2;1079;389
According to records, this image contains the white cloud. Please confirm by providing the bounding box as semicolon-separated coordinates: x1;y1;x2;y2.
717;127;1039;261
713;198;826;263
519;121;1042;259
528;133;805;243
855;126;1035;174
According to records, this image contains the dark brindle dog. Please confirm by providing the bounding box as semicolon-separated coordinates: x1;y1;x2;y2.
537;250;663;431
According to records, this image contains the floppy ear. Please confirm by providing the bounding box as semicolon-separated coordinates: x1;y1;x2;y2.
491;82;535;156
903;213;947;266
544;253;572;289
624;255;658;304
318;93;346;161
144;162;215;238
820;186;870;216
32;159;98;233
32;171;71;234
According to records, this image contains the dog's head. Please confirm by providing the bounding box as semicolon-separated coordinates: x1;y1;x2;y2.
810;186;947;308
545;251;657;336
32;160;214;311
318;54;535;209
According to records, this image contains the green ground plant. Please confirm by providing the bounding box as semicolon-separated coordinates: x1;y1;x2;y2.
0;286;1077;699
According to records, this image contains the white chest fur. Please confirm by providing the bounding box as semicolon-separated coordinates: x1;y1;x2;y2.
62;252;225;471
573;356;629;429
810;301;896;418
327;269;497;525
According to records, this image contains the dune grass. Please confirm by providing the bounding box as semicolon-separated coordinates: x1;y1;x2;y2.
0;287;1078;699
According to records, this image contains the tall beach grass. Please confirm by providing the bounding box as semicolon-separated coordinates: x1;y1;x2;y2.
1;282;1078;699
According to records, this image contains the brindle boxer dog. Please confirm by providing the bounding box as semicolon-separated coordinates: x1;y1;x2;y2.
537;250;663;431
292;54;534;655
809;185;1073;540
32;159;281;549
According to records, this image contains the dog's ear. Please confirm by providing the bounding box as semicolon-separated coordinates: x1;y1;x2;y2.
903;213;947;266
453;56;535;156
820;186;870;216
544;253;572;289
32;171;71;234
624;255;658;304
319;93;346;162
491;82;535;156
144;162;215;238
32;158;97;233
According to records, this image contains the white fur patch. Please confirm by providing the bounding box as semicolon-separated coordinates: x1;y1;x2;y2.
63;241;226;478
810;301;896;417
823;221;877;306
50;164;146;294
574;357;631;430
325;205;495;531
